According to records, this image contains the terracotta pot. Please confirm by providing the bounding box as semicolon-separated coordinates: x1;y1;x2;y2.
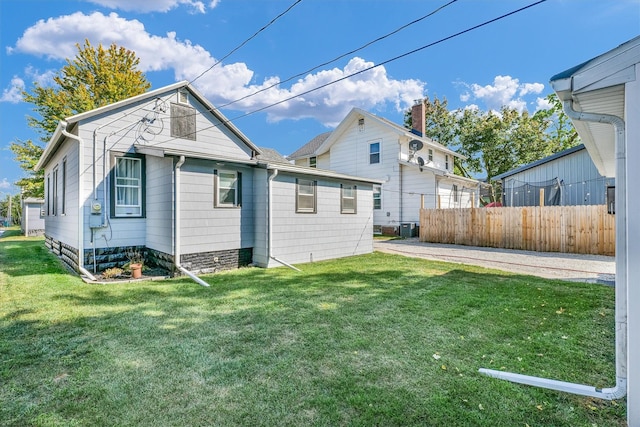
130;263;142;279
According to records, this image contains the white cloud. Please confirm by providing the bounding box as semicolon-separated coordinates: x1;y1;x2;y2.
84;0;210;14
535;96;552;111
0;178;11;190
459;75;545;113
9;12;424;126
0;76;25;103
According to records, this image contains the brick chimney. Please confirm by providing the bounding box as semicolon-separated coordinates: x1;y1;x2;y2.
411;101;425;136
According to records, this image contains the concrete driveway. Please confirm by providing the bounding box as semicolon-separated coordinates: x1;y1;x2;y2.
374;238;615;285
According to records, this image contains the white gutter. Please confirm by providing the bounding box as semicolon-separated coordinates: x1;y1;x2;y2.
267;169;301;271
173;156;210;287
479;100;627;400
60;121;98;282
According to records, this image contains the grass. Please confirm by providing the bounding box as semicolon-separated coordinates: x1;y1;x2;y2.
0;229;625;426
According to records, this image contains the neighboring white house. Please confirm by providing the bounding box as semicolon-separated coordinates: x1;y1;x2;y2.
288;104;483;235
21;197;45;236
34;81;381;281
494;144;615;207
550;35;640;426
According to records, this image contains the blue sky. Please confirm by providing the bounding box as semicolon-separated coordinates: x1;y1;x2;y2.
1;0;638;195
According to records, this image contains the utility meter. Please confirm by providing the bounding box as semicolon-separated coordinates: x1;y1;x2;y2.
91;201;102;215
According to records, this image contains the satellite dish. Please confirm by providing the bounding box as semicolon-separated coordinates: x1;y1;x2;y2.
409;139;424;152
417;156;425;172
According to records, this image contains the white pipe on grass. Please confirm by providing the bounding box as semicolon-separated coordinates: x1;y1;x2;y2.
478;100;627;400
174;155;210;287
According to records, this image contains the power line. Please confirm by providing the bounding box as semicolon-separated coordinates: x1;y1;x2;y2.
217;0;459;109
189;0;304;85
191;0;548;135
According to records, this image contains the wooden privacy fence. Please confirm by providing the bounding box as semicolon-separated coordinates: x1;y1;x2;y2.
419;205;615;256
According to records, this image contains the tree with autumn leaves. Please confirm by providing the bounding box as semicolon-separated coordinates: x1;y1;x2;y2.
10;40;150;197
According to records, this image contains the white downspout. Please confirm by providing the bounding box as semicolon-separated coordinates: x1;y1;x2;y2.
267;169;301;271
60;121;98;282
479;100;627;400
173;156;210;287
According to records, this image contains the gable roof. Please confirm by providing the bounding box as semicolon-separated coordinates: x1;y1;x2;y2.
493;144;586;180
550;36;640;177
256;147;291;164
288;108;461;160
287;131;332;159
36;81;260;170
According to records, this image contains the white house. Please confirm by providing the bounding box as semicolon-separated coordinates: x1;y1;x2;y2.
288;104;483;235
21;197;45;236
481;36;639;425
34;81;381;283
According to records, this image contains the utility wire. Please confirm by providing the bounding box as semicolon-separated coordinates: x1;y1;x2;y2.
132;0;548;147
189;0;304;85
202;0;548;130
217;0;459;109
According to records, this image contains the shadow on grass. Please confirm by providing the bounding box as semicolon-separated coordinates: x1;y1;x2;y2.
0;243;624;426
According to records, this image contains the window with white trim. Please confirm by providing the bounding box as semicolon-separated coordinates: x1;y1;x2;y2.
369;141;380;164
445;154;450;171
112;155;144;217
453;184;459;203
428;149;433;162
215;170;242;207
341;184;357;214
309;156;317;168
373;185;382;210
296;179;316;213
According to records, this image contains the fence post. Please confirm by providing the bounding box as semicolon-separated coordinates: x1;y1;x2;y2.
539;188;545;207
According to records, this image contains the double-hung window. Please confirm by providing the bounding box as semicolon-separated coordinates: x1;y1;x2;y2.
296;179;316;213
373;185;382;210
369;141;380;164
215;170;242;207
341;184;357;214
309;156;317;168
112;155;144;217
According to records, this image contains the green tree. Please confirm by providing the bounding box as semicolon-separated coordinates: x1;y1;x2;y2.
0;194;22;225
10;139;45;198
456;106;549;183
11;40;150;197
533;92;580;152
404;95;458;148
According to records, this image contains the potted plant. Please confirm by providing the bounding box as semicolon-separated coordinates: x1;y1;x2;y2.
126;249;144;279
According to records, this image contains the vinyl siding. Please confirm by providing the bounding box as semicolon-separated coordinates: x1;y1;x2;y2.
146;156;174;253
68;86;256;253
328;119;402;226
268;172;373;266
43;139;79;248
178;159;254;255
252;168;269;267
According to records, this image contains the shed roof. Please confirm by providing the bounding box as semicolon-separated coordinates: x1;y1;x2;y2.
493;144;586;180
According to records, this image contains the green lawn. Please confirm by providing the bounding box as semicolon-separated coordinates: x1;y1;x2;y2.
0;230;625;426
